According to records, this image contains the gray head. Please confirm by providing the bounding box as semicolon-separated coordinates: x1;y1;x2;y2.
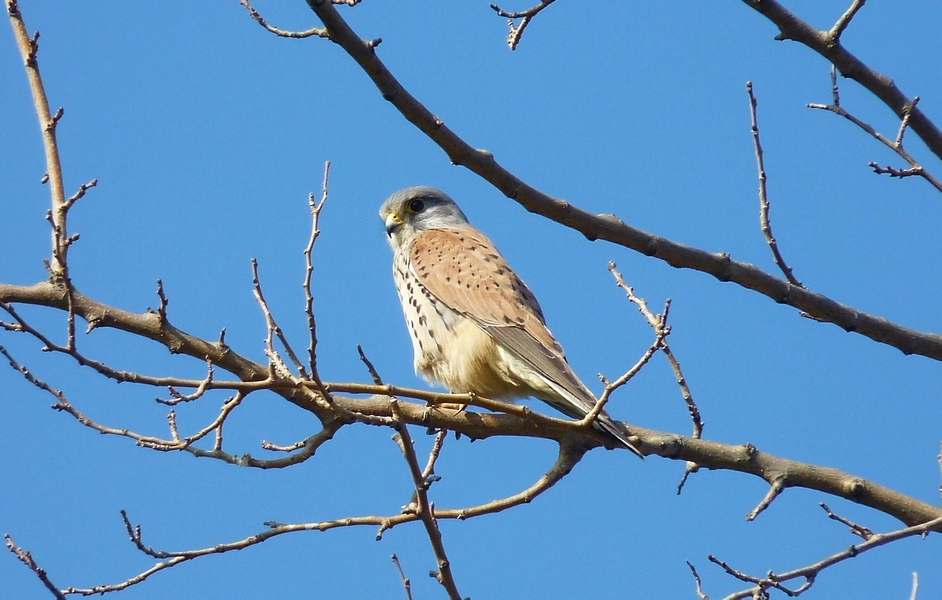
379;186;470;249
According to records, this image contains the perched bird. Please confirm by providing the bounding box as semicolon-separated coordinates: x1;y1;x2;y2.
380;186;642;457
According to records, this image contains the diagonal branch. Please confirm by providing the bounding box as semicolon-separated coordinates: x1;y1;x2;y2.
390;399;463;600
741;0;942;163
746;81;803;286
300;0;942;363
807;67;942;193
6;0;69;273
715;513;942;599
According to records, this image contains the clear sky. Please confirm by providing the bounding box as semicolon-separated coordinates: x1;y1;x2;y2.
2;2;940;598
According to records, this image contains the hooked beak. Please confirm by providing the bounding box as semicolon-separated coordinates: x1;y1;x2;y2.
384;212;403;237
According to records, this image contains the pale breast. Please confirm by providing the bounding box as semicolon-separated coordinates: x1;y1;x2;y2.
393;248;515;398
393;249;460;375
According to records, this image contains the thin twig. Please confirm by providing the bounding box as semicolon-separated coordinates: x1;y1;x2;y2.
746;477;786;521
251;258;307;378
808;69;942;193
304;162;330;391
715;514;942;599
489;0;556;50
746;81;803;287
686;561;711;600
828;0;866;41
391;554;413;600
389;399;463;600
608;263;704;438
301;0;942;361
820;502;873;540
5;534;66;600
357;344;384;385
6;0;70;273
240;0;328;39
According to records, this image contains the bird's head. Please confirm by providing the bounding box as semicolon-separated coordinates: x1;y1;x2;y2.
379;187;469;249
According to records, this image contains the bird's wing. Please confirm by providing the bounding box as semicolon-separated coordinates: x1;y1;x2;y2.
410;226;644;457
408;227;593;413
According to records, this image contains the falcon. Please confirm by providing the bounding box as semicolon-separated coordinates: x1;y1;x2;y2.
380;186;642;457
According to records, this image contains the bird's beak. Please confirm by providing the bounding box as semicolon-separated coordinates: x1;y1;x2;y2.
384;212;403;237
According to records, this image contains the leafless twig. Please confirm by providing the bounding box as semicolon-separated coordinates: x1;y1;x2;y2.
489;0;555;50
301;0;942;363
829;0;866;40
389;399;463;600
5;535;65;600
820;502;873;540
686;561;711;600
240;0;328;39
746;81;802;287
305;162;330;391
808;66;942;193
714;514;942;599
746;476;785;521
391;554;413;600
608;263;703;439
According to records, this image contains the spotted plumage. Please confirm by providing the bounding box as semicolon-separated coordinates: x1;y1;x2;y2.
380;186;642;457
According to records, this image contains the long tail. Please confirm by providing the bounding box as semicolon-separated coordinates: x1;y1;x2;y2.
539;379;644;459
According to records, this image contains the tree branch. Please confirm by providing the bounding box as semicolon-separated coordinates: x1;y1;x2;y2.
300;0;942;363
741;0;942;162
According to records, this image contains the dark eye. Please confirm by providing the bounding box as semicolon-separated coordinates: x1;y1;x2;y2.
408;199;425;213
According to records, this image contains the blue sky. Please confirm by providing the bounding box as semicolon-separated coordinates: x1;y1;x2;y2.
2;2;941;598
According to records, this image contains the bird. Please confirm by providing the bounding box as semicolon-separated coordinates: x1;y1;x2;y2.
379;186;642;457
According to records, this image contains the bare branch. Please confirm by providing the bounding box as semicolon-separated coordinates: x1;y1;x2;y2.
742;0;942;162
829;0;866;41
391;554;413;600
746;81;802;287
240;0;328;39
301;0;942;363
389;399;463;600
716;514;942;599
489;0;555;50
305;162;330;387
686;561;711;600
746;477;785;521
808;72;942;193
6;0;69;273
251;258;308;379
608;263;703;439
5;534;65;600
820;502;873;540
357;344;384;386
61;178;96;211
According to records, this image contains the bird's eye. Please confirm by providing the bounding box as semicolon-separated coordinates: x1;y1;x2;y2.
407;199;425;213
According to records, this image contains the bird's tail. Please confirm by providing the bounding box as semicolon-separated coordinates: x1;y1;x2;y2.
540;380;644;459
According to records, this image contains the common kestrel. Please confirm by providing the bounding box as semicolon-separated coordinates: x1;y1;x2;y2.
380;187;642;457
